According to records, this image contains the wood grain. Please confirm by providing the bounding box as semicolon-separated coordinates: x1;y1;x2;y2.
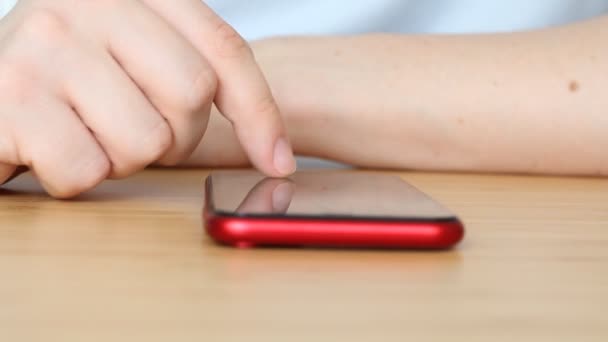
1;169;608;342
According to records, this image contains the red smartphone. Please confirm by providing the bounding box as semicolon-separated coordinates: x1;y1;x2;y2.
204;170;464;249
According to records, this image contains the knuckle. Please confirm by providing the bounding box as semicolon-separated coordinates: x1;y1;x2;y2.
71;157;110;193
184;67;217;113
213;20;251;58
54;155;110;198
111;120;173;178
253;94;280;118
0;60;37;104
232;94;280;134
16;8;70;46
141;119;173;163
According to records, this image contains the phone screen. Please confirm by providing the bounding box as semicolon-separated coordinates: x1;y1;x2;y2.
208;170;456;221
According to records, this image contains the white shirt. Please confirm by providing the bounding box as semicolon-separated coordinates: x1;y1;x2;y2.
2;0;608;38
206;0;608;40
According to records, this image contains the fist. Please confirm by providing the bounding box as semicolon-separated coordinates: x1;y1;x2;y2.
0;0;295;198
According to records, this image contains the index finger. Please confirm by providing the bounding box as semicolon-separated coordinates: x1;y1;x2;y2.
142;0;296;177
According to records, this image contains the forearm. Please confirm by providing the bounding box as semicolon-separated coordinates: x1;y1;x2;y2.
253;17;608;175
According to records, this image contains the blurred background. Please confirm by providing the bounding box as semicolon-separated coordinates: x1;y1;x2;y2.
208;0;608;40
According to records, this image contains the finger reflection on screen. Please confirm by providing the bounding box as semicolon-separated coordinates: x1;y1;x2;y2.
235;177;295;215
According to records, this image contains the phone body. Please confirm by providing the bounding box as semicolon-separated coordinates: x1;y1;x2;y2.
204;170;464;249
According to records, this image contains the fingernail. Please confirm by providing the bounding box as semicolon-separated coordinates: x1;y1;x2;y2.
273;137;296;175
272;182;295;213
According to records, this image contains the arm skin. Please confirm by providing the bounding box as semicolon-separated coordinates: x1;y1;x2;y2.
184;16;608;176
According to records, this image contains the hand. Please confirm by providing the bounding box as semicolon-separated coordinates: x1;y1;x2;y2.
0;0;296;198
182;37;363;168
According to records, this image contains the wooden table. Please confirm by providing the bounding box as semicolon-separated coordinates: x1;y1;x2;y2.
1;169;607;341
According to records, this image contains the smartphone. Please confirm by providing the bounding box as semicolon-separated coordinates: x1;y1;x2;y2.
204;170;464;249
